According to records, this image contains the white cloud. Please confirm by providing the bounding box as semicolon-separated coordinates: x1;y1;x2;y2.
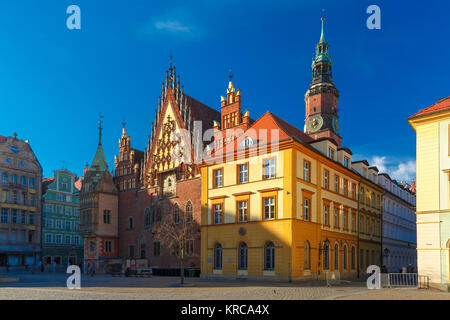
368;156;416;182
372;156;387;173
154;20;190;33
391;160;416;182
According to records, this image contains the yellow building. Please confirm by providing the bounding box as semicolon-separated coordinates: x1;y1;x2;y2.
201;111;368;281
351;161;383;275
408;97;450;291
200;19;384;281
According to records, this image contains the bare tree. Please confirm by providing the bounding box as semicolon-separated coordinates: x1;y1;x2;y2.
154;202;198;285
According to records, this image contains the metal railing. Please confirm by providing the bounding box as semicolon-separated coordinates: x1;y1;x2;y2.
388;273;417;287
387;273;429;289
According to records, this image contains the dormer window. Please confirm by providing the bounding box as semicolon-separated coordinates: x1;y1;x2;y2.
344;157;349;168
328;148;335;160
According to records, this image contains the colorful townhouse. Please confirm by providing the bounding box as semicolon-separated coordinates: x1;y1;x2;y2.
408;96;450;291
200;19;382;281
79;120;120;273
0;133;42;268
41;169;83;268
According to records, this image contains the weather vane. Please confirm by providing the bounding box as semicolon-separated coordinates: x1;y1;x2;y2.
228;68;233;81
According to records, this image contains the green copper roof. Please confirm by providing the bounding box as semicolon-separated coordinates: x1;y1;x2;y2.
90;119;108;172
320;18;326;43
91;143;108;171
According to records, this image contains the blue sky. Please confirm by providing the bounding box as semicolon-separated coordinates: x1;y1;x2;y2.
1;0;449;182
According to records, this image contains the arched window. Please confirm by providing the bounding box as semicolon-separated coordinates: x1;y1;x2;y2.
214;244;222;270
144;208;151;227
173;204;180;224
351;246;356;270
238;243;248;270
304;241;311;270
1;172;8;183
334;244;339;270
323;244;330;270
264;241;275;270
343;245;348;270
11;174;17;184
186;201;193;223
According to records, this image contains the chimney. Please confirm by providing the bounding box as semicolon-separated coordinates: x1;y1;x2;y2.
411;180;415;193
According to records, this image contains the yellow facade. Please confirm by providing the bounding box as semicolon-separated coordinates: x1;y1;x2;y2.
357;180;383;274
200;135;373;281
408;104;450;291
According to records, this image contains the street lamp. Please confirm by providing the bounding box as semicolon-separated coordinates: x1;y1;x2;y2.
318;237;330;268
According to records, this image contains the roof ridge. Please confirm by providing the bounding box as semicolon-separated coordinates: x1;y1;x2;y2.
409;96;450;119
269;112;314;143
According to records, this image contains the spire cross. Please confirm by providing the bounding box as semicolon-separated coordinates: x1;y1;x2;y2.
98;114;104;146
13;132;18;139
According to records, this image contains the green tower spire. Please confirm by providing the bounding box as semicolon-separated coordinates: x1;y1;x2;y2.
320;17;326;43
90;117;108;172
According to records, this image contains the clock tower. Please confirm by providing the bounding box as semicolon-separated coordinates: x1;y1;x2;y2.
304;18;341;147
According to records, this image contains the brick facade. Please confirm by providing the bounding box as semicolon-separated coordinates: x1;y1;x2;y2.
113;61;220;270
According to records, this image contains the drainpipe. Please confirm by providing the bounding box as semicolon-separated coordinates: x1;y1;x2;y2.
380;191;386;270
357;179;361;279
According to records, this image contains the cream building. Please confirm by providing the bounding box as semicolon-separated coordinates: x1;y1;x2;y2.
408;96;450;291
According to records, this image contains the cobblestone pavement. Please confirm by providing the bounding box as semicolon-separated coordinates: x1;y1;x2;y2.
0;272;448;300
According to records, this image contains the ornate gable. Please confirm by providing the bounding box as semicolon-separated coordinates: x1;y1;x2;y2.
142;60;220;189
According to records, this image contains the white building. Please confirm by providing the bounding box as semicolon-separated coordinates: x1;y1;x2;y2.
378;173;416;272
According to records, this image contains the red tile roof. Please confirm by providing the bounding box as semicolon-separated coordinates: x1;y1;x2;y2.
270;113;314;144
42;177;55;195
210;111;313;158
409;97;450;119
186;94;221;135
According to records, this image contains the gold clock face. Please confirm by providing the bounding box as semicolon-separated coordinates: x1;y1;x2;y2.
331;117;339;134
307;115;323;133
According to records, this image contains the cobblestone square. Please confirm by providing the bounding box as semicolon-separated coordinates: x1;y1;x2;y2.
0;272;448;300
